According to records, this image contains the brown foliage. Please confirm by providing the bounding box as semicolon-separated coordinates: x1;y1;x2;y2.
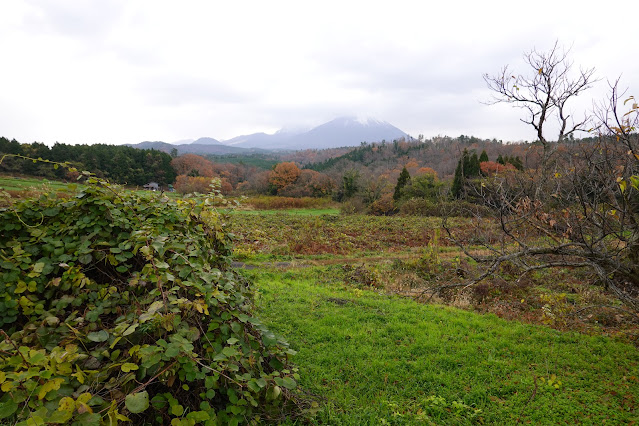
171;154;215;177
269;162;302;191
369;192;397;216
174;175;220;194
415;167;438;179
480;161;516;176
278;169;336;197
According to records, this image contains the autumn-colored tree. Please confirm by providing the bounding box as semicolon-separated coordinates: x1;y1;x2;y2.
171;154;215;177
174;175;220;194
307;171;335;197
219;178;233;195
268;162;302;193
236;170;271;194
479;161;516;176
277;169;336;198
370;192;397;216
415;167;438;179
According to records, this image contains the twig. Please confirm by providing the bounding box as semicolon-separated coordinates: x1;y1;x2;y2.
0;330;28;365
100;360;178;414
186;354;243;387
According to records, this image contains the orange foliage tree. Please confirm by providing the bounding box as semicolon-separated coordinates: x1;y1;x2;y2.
278;169;335;197
480;161;516;176
171;154;215;177
268;162;302;193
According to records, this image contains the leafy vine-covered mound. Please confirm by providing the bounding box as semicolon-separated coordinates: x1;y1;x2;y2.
0;179;299;425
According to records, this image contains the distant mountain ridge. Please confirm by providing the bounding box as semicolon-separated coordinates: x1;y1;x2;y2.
192;137;222;145
128;116;408;154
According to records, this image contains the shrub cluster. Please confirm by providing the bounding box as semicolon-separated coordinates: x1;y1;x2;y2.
0;179;298;425
399;199;493;218
243;196;333;210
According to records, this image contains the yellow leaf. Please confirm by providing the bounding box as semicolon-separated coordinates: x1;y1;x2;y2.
72;365;85;384
58;396;75;412
77;393;92;404
38;378;65;400
116;413;132;422
76;402;93;414
619;180;627;193
1;381;13;392
193;299;209;316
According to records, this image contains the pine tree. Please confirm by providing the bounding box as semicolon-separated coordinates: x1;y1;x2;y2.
496;154;505;165
469;152;480;177
461;149;471;175
512;156;524;170
479;150;489;163
393;167;411;201
451;158;464;199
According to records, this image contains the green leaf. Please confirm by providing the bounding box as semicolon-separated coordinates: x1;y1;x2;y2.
155;261;169;269
222;346;238;357
122;323;138;336
87;330;109;342
125;391;149;414
247;380;261;393
170;403;184;416
74;412;101;425
0;399;18;419
281;377;297;389
47;409;73;424
121;362;139;372
186;411;210;422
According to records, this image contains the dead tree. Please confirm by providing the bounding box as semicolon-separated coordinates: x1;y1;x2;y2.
446;44;639;310
483;41;596;198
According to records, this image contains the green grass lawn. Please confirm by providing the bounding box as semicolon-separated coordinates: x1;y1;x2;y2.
245;266;639;425
0;175;71;192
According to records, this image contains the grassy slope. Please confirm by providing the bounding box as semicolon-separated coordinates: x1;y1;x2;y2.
247;267;638;425
0;175;70;192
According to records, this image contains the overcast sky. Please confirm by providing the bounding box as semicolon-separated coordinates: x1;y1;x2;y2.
1;1;637;146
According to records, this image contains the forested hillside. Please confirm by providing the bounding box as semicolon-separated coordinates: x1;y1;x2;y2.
0;137;176;185
304;135;533;178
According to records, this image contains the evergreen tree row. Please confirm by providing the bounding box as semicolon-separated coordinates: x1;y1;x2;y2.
0;137;176;185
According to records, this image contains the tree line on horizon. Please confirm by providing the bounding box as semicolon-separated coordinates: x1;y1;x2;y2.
0;137;176;186
0;133;601;216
